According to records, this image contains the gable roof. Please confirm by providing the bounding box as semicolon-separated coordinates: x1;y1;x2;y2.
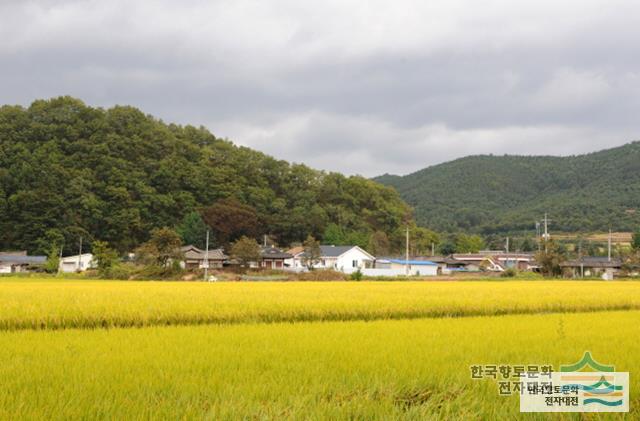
561;257;623;268
261;246;293;259
286;246;305;256
181;245;228;260
318;245;375;260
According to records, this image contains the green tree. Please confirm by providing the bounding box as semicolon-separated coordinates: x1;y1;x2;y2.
439;241;456;255
230;236;261;268
411;227;440;256
302;235;321;269
44;245;61;273
92;240;119;277
323;223;345;245
176;211;208;248
455;234;485;253
632;228;640;251
519;236;535;252
535;240;566;277
135;228;183;267
368;231;390;256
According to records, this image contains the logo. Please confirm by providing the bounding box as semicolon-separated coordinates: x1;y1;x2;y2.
520;352;629;413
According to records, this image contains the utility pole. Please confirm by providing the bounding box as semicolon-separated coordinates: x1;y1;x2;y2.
579;238;584;278
541;213;552;253
536;222;541;252
57;242;64;275
204;230;210;281
608;229;612;262
431;242;435;257
505;237;510;269
543;213;548;253
77;236;83;272
405;226;410;276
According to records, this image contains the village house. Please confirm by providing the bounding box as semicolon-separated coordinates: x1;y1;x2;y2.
560;257;623;280
452;252;537;272
0;251;46;273
295;245;375;273
59;253;95;273
284;246;305;270
260;246;292;269
181;245;228;270
426;256;470;275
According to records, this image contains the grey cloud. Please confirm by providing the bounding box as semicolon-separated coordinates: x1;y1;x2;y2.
1;0;640;176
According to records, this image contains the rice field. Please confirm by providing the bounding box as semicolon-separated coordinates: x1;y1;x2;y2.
0;279;640;330
1;279;638;419
1;310;638;419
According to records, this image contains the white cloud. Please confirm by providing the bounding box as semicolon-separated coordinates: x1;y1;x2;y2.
530;68;612;111
215;111;632;176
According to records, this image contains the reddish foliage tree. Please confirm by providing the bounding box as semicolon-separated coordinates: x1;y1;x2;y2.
201;198;260;246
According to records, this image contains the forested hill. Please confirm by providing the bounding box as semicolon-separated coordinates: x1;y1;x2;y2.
375;142;640;235
0;97;411;254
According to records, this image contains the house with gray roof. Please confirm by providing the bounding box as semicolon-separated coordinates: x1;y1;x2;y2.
294;245;375;273
561;256;623;279
0;251;47;273
181;245;228;270
260;246;293;269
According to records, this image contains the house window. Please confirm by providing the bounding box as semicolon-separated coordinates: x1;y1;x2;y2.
352;260;358;268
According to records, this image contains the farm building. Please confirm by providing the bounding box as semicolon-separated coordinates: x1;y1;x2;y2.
452;252;537;272
373;258;438;276
0;251;46;273
561;257;623;280
59;253;95;273
426;256;470;274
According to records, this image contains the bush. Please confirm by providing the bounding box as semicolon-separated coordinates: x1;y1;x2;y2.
500;268;517;278
350;269;363;281
103;263;138;280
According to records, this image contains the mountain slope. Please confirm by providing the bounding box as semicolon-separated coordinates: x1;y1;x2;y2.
0;97;411;254
375;143;640;234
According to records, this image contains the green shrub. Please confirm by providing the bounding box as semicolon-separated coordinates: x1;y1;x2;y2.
500;268;517;278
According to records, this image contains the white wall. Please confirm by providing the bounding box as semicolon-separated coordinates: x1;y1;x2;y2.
59;254;95;273
388;262;438;276
361;268;406;277
336;248;373;273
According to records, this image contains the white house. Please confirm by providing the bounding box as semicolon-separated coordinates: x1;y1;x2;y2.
284;246;305;271
295;245;375;274
59;253;95;273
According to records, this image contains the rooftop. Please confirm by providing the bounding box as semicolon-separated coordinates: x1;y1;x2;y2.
561;257;623;268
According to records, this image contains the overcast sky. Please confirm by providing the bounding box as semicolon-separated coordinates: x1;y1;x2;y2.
2;1;640;176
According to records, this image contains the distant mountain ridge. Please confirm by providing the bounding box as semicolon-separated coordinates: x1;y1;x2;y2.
374;142;640;234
